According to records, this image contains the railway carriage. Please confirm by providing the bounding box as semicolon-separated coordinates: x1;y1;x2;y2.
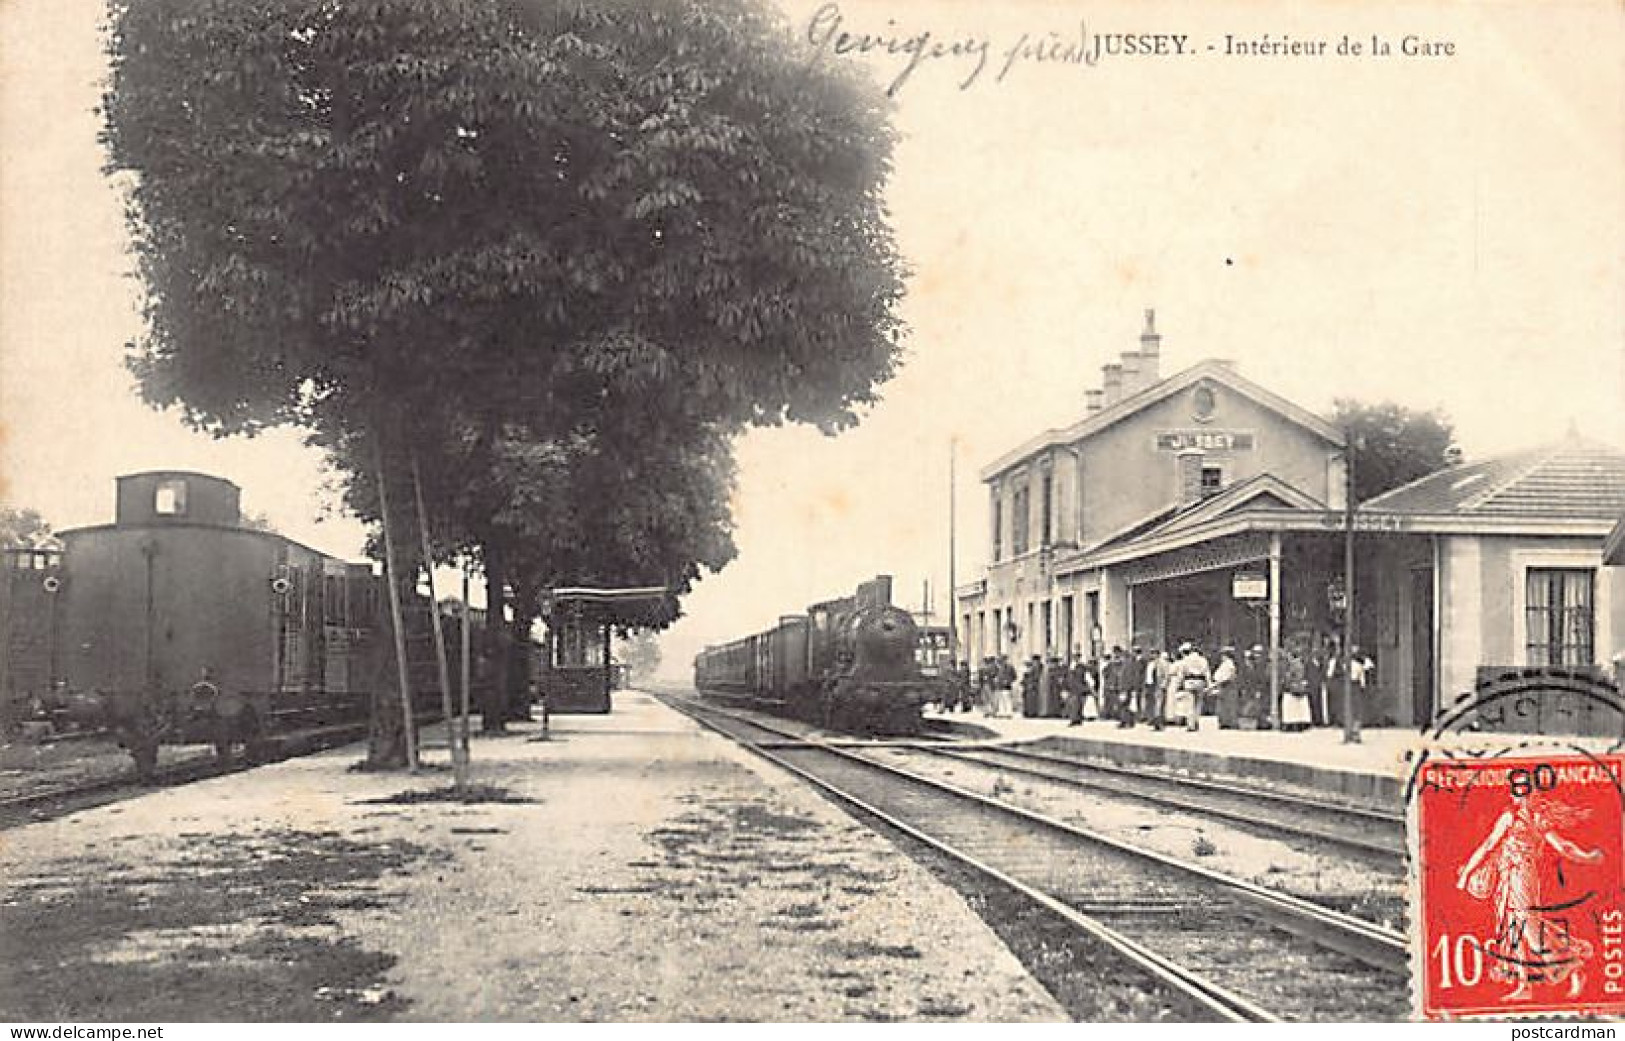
43;471;381;774
693;575;936;734
3;470;544;775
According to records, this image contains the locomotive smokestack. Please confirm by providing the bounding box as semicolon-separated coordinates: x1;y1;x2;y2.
856;574;893;610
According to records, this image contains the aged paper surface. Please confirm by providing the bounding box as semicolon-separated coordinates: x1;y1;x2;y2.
2;0;1620;646
0;0;1621;1026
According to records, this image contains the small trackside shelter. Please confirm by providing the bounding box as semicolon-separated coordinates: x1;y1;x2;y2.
540;585;668;713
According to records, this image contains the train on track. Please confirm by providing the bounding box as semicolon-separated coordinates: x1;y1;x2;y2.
0;470;502;776
692;575;939;734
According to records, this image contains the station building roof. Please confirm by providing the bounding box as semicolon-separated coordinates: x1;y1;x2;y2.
1046;437;1625;577
1361;434;1625;521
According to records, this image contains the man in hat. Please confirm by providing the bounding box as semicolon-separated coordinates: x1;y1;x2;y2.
1067;649;1097;725
1144;647;1171;731
1172;642;1210;731
997;654;1017;717
1239;645;1267;728
1123;646;1146;728
1100;646;1122;724
1213;647;1240;729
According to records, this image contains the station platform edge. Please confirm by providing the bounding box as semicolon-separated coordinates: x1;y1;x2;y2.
929;707;1625;810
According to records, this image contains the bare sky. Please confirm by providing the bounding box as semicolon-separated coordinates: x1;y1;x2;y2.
2;0;1621;678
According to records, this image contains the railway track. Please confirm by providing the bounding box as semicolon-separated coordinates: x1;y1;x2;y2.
899;742;1406;863
681;691;1402;863
662;692;1408;1022
0;721;370;828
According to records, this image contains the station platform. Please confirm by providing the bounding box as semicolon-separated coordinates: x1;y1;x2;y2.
927;707;1624;810
0;690;1063;1023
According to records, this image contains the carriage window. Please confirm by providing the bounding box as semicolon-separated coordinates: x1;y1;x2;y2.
155;479;188;516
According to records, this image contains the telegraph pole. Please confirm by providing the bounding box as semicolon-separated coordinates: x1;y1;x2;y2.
948;438;958;669
1343;432;1362;745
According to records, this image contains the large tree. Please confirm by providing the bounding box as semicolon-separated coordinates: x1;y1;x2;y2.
103;0;905;764
1330;400;1463;502
322;409;736;728
0;508;54;548
105;0;903;439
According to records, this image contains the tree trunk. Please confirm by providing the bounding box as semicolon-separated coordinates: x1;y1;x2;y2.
412;454;466;787
364;422;422;770
506;582;536;722
363;621;409;768
480;541;508;733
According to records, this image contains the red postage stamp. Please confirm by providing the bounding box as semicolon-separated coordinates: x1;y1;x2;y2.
1413;752;1625;1019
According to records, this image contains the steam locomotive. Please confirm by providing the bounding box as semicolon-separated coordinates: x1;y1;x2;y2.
692;575;936;735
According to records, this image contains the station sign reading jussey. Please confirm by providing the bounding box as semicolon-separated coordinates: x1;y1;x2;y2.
1154;430;1255;451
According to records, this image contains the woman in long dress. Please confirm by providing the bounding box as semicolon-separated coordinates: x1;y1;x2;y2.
1279;648;1312;731
1078;663;1100;721
1456;790;1603;999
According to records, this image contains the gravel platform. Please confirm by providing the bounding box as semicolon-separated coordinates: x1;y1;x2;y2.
0;692;1064;1023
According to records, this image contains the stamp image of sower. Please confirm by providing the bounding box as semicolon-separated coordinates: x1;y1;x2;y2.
1408;665;1625;1020
1412;746;1625;1019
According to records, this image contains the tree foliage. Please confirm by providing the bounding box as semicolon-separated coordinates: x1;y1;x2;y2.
102;0;907;756
1330;400;1463;502
238;509;279;533
103;0;903;591
104;0;905;445
324;411;737;624
0;507;54;548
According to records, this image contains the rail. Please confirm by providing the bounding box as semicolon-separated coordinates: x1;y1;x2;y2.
659;692;1408;1021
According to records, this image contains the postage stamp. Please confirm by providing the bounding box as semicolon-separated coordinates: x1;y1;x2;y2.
1412;749;1625;1019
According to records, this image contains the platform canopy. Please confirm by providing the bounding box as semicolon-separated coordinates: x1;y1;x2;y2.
548;585;668;602
542;585;673;629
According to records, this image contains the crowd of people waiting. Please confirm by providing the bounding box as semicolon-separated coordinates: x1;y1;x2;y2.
935;636;1377;732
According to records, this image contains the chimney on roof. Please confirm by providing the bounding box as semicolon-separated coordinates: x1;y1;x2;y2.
1102;362;1124;405
1093;309;1166;410
1175;449;1206;508
1119;351;1143;395
1139;308;1162;384
1084;388;1104;415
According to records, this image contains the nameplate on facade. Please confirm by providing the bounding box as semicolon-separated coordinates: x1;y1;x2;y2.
1154;430;1255;452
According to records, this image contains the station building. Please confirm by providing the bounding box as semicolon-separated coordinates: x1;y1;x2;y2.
955;312;1625;732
